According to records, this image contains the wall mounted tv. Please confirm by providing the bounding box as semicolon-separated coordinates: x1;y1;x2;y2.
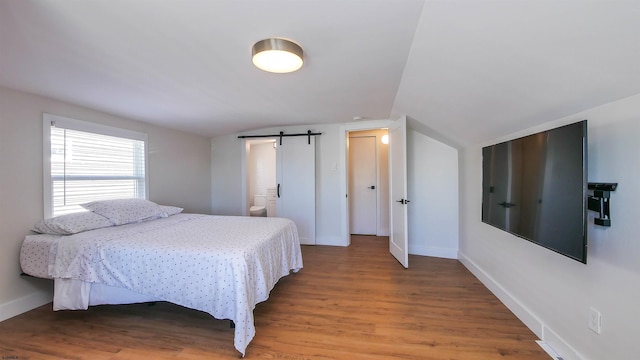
482;120;587;263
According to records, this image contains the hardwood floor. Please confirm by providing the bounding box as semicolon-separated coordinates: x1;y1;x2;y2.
0;236;549;359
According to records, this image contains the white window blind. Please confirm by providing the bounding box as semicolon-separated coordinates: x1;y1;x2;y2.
43;114;148;217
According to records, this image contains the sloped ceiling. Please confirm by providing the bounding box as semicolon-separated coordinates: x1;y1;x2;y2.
1;1;639;146
392;1;640;146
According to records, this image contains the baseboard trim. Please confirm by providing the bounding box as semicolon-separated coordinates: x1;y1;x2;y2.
537;341;562;359
458;251;544;336
0;290;52;322
458;251;582;360
541;326;583;360
409;245;458;259
316;236;348;247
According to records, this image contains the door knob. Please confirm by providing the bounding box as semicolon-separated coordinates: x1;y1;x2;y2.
368;185;376;189
396;198;410;204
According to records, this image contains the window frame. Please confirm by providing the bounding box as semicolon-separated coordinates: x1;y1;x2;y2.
42;113;149;218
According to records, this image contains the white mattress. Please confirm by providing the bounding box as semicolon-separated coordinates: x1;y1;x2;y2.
20;213;303;356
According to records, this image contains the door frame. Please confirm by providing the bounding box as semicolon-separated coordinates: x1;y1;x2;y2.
348;135;378;235
338;119;394;246
240;138;278;215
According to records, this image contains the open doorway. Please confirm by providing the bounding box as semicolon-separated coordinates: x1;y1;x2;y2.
340;118;408;267
347;129;389;237
245;139;277;218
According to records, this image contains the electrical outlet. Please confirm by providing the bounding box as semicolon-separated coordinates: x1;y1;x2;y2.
589;307;602;334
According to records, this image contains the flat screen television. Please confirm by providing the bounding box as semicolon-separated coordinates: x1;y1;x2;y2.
482;120;588;263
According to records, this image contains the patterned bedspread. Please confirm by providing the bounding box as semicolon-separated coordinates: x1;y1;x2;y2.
45;213;303;356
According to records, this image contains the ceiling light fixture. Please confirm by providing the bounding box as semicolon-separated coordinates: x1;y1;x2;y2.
252;38;303;73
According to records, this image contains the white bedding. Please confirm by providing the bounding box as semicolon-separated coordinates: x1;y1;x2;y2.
21;213;303;356
20;234;161;306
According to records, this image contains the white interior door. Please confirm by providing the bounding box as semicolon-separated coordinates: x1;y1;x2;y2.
276;136;316;245
389;117;409;268
349;136;377;235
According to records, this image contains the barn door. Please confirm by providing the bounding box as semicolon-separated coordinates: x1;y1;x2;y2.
276;136;316;245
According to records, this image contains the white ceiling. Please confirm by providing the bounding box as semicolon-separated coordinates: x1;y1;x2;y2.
1;0;639;146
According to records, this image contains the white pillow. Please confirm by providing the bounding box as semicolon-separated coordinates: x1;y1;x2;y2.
160;205;183;216
33;211;114;235
81;198;167;226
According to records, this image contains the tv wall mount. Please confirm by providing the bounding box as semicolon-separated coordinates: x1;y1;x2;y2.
587;182;618;227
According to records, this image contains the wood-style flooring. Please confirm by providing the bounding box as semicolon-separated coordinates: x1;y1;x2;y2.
0;236;550;359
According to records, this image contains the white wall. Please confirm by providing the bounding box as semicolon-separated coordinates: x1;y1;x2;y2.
211;121;460;257
211;134;244;216
459;94;640;360
408;129;459;258
0;86;212;322
248;141;276;204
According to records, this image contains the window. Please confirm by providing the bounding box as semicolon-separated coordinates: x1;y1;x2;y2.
43;114;148;217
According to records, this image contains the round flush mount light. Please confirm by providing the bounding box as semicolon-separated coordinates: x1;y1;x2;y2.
252;38;303;73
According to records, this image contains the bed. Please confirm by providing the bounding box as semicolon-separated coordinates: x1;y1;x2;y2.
20;199;303;356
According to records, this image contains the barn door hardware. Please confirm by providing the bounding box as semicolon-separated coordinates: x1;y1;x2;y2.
238;130;321;145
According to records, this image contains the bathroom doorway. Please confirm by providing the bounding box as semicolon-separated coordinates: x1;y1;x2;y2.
245;139;277;217
243;137;317;245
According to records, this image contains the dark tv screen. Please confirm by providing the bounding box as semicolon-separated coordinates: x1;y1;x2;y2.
482;120;587;263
